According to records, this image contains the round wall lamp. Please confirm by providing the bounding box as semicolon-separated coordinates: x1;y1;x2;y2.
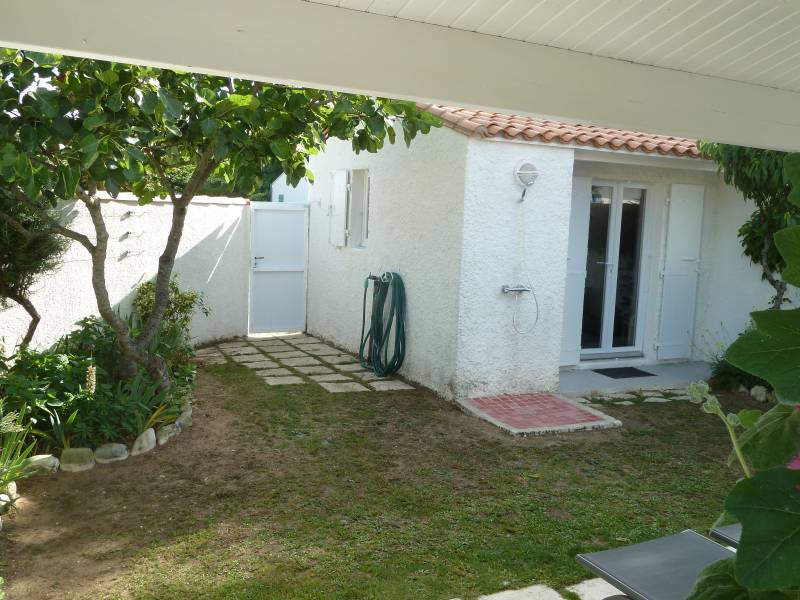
514;160;538;201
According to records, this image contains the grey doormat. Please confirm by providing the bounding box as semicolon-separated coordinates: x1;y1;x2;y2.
593;367;656;379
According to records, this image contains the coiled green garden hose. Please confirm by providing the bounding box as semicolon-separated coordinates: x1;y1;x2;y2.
359;272;406;376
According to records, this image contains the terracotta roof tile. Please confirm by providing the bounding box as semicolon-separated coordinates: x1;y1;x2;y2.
421;104;700;158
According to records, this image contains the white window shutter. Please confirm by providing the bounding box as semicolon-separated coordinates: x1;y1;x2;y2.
329;170;348;247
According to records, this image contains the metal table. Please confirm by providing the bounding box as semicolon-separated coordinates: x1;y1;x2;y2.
709;524;741;548
576;530;734;600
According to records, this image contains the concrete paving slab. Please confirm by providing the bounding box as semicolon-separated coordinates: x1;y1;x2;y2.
294;365;334;375
318;381;370;393
257;368;293;377
263;376;305;386
287;336;320;345
479;584;565;600
217;341;249;349
302;346;341;356
566;578;624;600
336;363;365;372
252;341;293;352
351;371;386;381
323;354;357;364
244;360;278;370
559;361;711;397
281;356;321;367
230;353;267;363
269;350;308;359
223;346;261;356
309;374;353;382
370;380;415;391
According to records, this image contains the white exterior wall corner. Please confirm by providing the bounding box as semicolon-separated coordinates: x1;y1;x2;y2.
454;138;575;399
305;127;470;399
0;196;250;354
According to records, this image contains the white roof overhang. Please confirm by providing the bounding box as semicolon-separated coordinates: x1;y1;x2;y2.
2;0;799;151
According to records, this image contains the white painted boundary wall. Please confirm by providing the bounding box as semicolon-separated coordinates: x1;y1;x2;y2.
0;195;250;353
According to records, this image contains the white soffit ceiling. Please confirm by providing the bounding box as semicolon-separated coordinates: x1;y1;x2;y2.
2;0;800;151
309;0;800;93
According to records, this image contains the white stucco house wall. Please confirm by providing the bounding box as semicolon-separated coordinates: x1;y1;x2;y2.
297;105;787;401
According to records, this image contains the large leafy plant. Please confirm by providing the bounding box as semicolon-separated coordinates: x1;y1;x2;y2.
0;48;439;389
688;153;800;598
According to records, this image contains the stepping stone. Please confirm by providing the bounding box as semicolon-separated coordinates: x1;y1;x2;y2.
252;342;292;352
231;353;267;363
644;396;670;403
218;341;249;349
60;448;96;472
478;584;564;600
263;376;305;386
257;368;293;377
269;350;308;359
303;346;341;356
281;356;321;367
244;360;278;370
351;371;386;381
288;336;320;345
613;400;634;406
318;381;369;393
294;365;334;375
668;395;691;401
370;380;414;391
567;578;624;600
336;363;365;372
309;374;352;383
322;354;357;364
224;346;260;355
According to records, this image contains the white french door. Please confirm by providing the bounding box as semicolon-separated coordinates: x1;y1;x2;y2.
580;181;648;359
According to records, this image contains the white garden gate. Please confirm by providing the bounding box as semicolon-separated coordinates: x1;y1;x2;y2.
249;202;308;333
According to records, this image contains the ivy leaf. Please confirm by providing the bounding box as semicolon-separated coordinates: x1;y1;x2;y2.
725;468;800;590
726;307;800;405
785;153;800;208
687;557;793;600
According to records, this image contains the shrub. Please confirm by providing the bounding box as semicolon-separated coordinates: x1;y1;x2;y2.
0;401;34;510
0;278;205;451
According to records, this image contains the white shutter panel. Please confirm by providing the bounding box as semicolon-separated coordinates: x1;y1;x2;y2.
560;176;591;366
329;170;348;247
657;183;704;360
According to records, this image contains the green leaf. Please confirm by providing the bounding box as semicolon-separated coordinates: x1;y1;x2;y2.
51;116;74;139
82;113;106;131
54;164;79;199
687;557;793;600
79;133;98;157
140;91;158;114
157;88;182;121
20;124;37;151
738;409;762;430
270;139;291;161
785;153;800;208
725;468;800;589
34;90;59;118
106;92;123;113
727;308;800;404
774;226;800;288
736;404;800;470
127;146;147;163
200;117;219;137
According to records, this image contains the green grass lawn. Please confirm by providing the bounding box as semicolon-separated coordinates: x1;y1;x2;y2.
2;364;747;599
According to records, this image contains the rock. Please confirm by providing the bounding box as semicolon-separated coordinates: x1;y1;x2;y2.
643;397;670;403
156;424;179;446
614;400;635;406
5;481;18;500
130;428;156;456
0;493;11;514
94;443;129;464
60;448;96;473
737;384;748;394
750;385;769;402
23;454;60;474
175;406;193;430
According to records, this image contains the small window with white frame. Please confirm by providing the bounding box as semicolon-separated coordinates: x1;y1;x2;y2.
347;169;370;248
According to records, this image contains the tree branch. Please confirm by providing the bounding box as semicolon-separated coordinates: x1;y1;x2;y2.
146;149;178;203
180;142;218;202
12;187;96;253
0;210;32;239
7;291;41;348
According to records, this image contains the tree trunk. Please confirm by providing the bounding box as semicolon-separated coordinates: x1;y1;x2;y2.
761;227;786;309
8;292;40;348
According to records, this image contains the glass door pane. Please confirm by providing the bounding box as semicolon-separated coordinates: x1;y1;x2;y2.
612;188;645;347
581;185;613;349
